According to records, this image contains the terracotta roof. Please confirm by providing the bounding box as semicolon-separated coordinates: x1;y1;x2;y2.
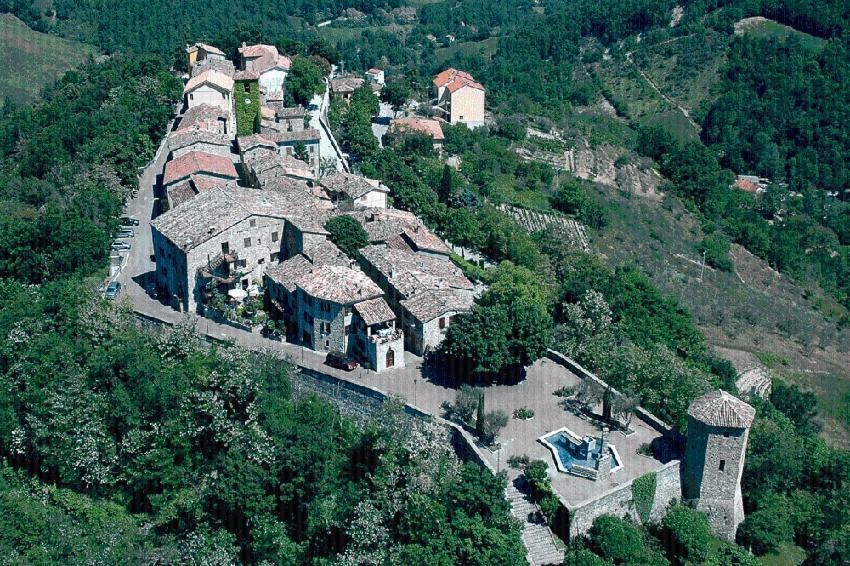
163;151;237;186
190;175;227;193
190;59;235;78
239;43;278;58
355;297;396;325
233;70;260;81
389;117;445;141
238;134;277;153
266;255;313;292
367;68;382;75
322;172;387;200
401;225;450;255
254;53;292;73
261;106;275;119
195;42;224;56
359;245;473;298
331;76;365;93
169;129;230;153
176;104;229;133
433;68;475;88
688;390;755;428
446;77;484;93
267;128;321;143
298;265;383;305
401;289;474;323
184;70;234;95
168;181;196;208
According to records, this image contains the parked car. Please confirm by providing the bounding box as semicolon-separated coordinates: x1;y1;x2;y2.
325;351;358;371
116;228;135;238
120;216;140;226
104;281;121;300
111;241;131;251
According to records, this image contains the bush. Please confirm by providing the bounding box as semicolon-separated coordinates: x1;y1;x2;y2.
478;410;508;446
524;460;549;490
538;492;560;524
588;515;647;564
737;504;794;556
631;473;656;524
563;548;610;566
661;504;711;563
507;454;530;469
325;215;369;258
441;385;480;424
700;233;733;271
513;407;535;420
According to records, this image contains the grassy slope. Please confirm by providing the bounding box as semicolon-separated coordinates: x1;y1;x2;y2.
0;13;93;104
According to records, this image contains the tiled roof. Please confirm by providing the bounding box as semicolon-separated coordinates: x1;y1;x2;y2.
401;289;474;323
274;105;307;118
151;185;306;251
190;58;235;78
184;70;234;94
298;265;383;305
267;128;321;143
322;172;386;200
176;104;229;133
355;297;396;325
254;53;292;73
239;43;278;58
233;70;260;81
349;207;426;244
433;68;475;87
169;130;230;153
446;77;484;93
261;106;276;119
266;254;312;292
367;68;382;75
195;42;225;56
360;245;473;298
390;117;445;141
246;151;315;183
688;390;755;428
331;76;365;93
238;134;277;153
303;239;349;266
401;225;450;255
168;181;196;208
163;151;237;186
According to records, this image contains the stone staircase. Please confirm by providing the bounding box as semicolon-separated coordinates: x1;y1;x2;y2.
506;480;564;565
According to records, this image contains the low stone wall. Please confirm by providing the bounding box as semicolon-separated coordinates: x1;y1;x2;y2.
568;460;681;538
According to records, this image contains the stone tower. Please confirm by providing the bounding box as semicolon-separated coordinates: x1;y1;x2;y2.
683;390;756;542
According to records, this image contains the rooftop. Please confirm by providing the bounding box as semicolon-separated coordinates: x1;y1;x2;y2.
355;297;396;325
266;128;321;143
401;225;450;255
331;76;365;93
400;289;474;322
390;117;445;141
176;104;229;133
184;69;234;94
322;172;387;200
169;129;231;153
433;68;475;88
233;69;260;81
162;151;237;186
298;265;383;305
190;58;235;78
190;42;225;56
688;390;756;428
360;245;473;298
273;105;307;119
239;43;278;58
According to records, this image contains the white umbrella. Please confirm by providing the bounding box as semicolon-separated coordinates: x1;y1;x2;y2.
228;288;248;301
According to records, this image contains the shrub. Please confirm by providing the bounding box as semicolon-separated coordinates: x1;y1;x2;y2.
661;504;711;563
478;410;508;446
588;515;646;564
325;215;369;258
538;492;560;524
513;407;535;420
524;460;549;490
507;454;530;469
700;232;733;271
441;385;480;424
737;504;794;556
631;473;656;524
563;548;609;566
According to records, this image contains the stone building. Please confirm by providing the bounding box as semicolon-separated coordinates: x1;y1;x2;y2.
186;42;225;71
433;68;485;128
151;185;326;313
190;58;235;78
237;43;291;102
331;76;366;104
320;172;389;210
184;70;234;122
268;105;307;132
168;129;231;160
365;68;385;86
175;104;232;136
233;71;261;137
387;117;445;152
264;242;404;371
683;390;756;542
239;138;315;185
266;129;321;175
162;151;238;209
358;245;474;355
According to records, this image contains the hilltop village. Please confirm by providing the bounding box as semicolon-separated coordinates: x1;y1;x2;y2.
110;41;761;564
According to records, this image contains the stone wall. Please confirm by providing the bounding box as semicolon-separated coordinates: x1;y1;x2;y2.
567;460;681;539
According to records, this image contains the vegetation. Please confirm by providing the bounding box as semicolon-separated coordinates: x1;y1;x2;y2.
660;504;712;564
234;78;261;136
631;472;656;524
286;56;326;106
325;215;369;258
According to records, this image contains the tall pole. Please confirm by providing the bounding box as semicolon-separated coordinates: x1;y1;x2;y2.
699;250;707;282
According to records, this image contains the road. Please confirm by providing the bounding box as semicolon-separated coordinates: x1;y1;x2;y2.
371;101;394;147
310;76;349;173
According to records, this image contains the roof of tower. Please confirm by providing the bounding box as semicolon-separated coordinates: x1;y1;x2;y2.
688;390;755;428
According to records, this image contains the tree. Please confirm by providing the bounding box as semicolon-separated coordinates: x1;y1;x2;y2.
441;385;480;424
380;80;410;116
661;504;712;563
700;233;733;272
287;57;326;106
293;141;309;163
587;515;648;565
737;501;794;555
324;215;369;259
563;549;611;566
478;410;508;446
552;176;586;215
770;381;821;436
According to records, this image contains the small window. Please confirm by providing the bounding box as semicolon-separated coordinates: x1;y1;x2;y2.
244;237;252;248
250;218;256;227
221;242;229;254
244;82;250;93
258;258;265;265
270;252;279;262
439;317;446;329
271;231;279;242
719;460;726;472
344;324;351;335
723;431;730;438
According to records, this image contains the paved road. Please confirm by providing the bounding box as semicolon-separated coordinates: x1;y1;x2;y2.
371;101;394;148
310;81;348;173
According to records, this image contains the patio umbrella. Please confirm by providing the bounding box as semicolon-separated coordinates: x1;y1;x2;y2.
228;288;248;301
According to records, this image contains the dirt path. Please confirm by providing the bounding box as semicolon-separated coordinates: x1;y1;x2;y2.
625;51;701;133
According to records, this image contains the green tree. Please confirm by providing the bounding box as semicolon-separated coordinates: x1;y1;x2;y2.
661;504;712;563
293;140;309;163
325;215;369;259
380;80;410;116
287;56;326;106
700;233;733;272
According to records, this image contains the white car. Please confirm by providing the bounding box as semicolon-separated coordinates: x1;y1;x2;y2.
111;241;131;251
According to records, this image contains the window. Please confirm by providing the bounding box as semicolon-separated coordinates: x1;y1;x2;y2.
719;460;726;472
270;252;279;262
723;431;730;438
344;324;351;335
439;317;446;329
244;237;252;248
250;218;256;227
271;231;279;242
258;258;265;265
221;242;229;254
244;82;250;93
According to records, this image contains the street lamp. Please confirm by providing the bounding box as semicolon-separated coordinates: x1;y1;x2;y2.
497;439;512;474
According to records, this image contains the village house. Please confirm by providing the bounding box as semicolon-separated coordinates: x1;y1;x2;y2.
365;68;385;86
433;68;485;128
348;207;450;257
264;242;404;371
330;76;366;104
320;172;389;210
239;139;315;185
183;70;235;136
168;129;232;160
186;42;225;71
387;117;445;151
267;104;307;132
191;58;235;78
175;104;232;136
162;151;238;209
151;185;330;313
266;129;322;175
358;245;474;355
238;43;291;102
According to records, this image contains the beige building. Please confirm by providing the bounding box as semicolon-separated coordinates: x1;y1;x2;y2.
162;151;238;209
433;68;485;128
320;172;389;210
184;70;235;138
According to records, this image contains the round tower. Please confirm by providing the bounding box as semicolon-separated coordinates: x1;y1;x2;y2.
683;389;755;542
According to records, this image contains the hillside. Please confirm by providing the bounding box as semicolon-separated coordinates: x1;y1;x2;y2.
0;13;92;104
